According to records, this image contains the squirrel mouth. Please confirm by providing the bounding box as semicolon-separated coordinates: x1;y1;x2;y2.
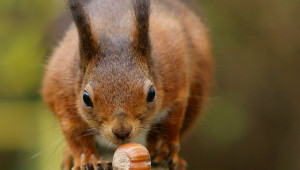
95;133;135;147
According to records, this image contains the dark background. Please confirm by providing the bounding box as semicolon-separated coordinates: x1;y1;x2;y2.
0;0;299;169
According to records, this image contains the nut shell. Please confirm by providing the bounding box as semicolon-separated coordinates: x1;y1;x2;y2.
113;143;151;170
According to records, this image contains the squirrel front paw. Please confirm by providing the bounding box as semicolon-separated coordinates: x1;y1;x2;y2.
62;152;112;170
71;154;112;170
148;139;187;170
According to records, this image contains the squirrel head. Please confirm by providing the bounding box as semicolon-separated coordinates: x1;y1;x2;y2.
69;0;162;144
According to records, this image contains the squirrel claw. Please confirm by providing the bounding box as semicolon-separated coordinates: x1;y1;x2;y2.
96;162;104;170
96;162;112;170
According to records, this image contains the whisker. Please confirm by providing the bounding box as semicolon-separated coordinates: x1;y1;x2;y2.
30;136;65;159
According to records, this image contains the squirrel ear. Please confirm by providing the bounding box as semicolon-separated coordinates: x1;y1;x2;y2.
68;0;100;70
131;0;152;69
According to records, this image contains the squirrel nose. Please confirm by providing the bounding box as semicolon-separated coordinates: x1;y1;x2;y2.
113;127;132;140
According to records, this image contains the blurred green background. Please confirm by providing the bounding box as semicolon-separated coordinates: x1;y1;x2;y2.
0;0;299;169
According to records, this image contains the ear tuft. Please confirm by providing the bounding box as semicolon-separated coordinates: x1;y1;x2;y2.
68;0;100;70
132;0;151;57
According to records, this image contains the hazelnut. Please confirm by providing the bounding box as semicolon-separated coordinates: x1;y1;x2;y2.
113;143;151;170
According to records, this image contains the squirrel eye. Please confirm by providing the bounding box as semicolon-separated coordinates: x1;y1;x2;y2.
147;86;155;103
83;91;93;108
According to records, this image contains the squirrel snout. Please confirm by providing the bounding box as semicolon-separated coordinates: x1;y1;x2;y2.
112;126;132;141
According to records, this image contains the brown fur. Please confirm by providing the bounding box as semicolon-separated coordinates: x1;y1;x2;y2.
42;0;213;169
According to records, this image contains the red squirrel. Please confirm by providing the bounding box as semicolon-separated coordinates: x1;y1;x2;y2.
42;0;212;169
